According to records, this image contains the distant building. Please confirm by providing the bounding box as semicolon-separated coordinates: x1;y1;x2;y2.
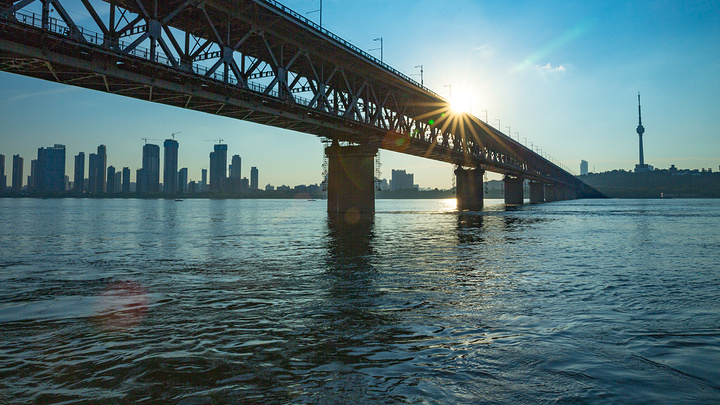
74;152;85;194
95;145;107;193
200;168;207;192
250;166;258;191
136;168;146;194
391;169;414;190
580;160;589;175
230;155;241;179
142;143;160;193
88;153;98;193
35;144;66;193
106;166;116;194
265;184;275;191
12;154;23;192
0;154;5;192
114;171;122;193
28;159;38;192
122;167;131;193
163;139;179;194
209;144;227;192
178;167;188;194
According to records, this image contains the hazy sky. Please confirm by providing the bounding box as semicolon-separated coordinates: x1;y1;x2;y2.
1;0;719;189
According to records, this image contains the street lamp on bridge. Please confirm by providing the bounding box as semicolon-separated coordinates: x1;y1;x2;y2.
415;64;423;86
371;37;383;62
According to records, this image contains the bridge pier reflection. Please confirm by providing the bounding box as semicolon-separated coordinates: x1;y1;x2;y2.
326;141;378;215
503;175;524;205
455;167;485;211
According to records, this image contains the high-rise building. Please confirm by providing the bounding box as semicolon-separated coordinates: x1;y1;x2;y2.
0;154;5;192
74;152;85;194
88;153;98;193
250;166;258;191
136;168;146;194
114;171;122;193
12;154;23;192
28;159;38;192
391;169;414;191
178;167;188;194
580;160;589;176
36;144;66;193
106;166;116;194
142;143;160;193
96;145;107;193
209;144;227;192
230;155;241;178
163;139;179;194
201;168;207;192
122;167;131;193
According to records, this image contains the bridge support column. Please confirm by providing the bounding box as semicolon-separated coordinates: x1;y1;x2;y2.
503;175;524;205
545;185;558;202
455;168;484;211
326;141;377;215
529;181;545;203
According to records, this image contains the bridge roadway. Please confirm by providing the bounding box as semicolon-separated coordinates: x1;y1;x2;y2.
0;0;602;214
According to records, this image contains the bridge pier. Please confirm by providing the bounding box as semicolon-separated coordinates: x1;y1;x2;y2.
545;185;558;202
326;141;378;215
503;175;524;205
529;181;545;203
455;168;484;211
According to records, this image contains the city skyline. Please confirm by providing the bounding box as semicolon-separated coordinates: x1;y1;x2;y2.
0;0;719;189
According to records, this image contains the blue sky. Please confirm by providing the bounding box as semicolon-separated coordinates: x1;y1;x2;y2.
1;0;719;189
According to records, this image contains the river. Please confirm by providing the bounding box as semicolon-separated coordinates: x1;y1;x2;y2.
1;198;719;403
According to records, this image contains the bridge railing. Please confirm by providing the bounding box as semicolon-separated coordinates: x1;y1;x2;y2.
258;0;444;100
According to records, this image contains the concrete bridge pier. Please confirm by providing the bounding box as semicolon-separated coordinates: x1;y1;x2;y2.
545;185;558;202
326;141;378;216
529;181;545;203
455;168;485;211
503;175;524;205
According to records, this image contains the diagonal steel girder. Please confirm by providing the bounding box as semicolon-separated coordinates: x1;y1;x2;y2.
0;0;588;189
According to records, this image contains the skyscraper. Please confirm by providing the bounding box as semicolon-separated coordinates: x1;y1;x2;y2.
0;154;5;192
36;144;66;193
164;139;179;194
230;155;241;178
107;166;116;194
114;171;122;193
178;167;188;194
136;168;146;194
201;168;207;192
142;143;160;193
88;153;98;193
209;144;227;192
12;154;23;193
28;159;38;192
580;160;589;176
122;167;131;193
250;166;258;191
96;145;107;193
74;152;85;194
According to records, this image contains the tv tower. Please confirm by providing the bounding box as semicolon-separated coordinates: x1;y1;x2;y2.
634;92;650;172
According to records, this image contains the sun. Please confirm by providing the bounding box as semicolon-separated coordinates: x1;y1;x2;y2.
449;91;473;114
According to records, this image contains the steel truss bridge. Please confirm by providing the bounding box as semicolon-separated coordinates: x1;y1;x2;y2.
0;0;600;207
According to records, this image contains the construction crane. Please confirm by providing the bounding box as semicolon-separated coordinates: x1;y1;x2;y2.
170;131;182;140
141;137;162;144
205;139;224;144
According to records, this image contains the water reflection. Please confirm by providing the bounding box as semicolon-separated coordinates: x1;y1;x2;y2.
456;212;485;244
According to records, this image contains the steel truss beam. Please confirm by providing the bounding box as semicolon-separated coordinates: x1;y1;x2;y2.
0;0;587;189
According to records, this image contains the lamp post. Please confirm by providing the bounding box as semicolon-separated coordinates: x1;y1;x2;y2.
444;84;452;100
415;65;424;86
506;126;511;138
371;37;383;62
306;0;322;28
481;110;488;123
495;119;501;129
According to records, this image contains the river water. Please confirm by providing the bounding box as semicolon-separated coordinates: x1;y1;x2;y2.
1;198;719;403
